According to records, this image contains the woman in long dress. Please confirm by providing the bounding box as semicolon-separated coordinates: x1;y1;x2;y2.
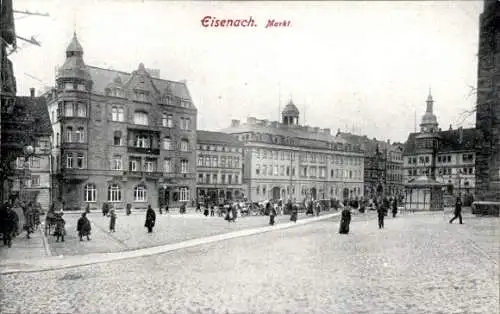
144;205;156;233
339;206;351;234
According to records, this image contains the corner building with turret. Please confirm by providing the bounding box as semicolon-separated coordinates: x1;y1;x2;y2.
222;101;365;203
43;34;197;210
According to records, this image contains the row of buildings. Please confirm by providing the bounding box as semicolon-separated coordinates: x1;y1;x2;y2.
1;0;498;211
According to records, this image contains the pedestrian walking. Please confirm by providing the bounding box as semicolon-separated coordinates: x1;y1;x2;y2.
102;202;110;216
109;209;117;232
392;199;398;218
377;203;385;229
269;203;277;226
0;203;18;248
449;197;463;224
210;205;215;216
164;204;169;214
77;212;92;241
290;204;298;223
23;202;37;239
145;205;156;233
339;206;352;234
232;205;237;222
54;212;66;242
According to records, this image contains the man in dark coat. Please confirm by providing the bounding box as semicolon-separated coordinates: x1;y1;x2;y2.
392;199;398;218
290;204;298;222
1;202;18;247
377;203;385;229
145;205;156;233
77;212;92;241
339;206;352;234
449;197;463;224
268;203;277;225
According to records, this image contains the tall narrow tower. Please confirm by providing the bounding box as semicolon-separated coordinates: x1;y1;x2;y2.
475;0;500;203
419;90;439;133
52;32;93;201
282;99;300;126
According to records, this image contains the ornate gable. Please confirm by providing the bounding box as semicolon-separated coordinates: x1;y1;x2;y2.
124;63;160;101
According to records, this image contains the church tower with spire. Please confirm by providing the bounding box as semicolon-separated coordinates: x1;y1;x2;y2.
419;90;439;133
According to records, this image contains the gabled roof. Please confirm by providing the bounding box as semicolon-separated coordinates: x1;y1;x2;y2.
87;66;192;101
336;131;394;156
197;130;242;146
2;96;52;136
403;128;480;155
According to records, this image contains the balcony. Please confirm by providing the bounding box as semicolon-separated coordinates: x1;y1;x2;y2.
127;146;160;155
61;142;88;150
60;168;89;181
125;171;164;179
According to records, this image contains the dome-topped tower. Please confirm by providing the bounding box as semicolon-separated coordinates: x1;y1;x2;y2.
420;89;439;133
282;99;300;125
56;32;92;89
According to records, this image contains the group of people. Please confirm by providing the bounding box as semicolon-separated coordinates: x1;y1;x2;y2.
0;200;43;247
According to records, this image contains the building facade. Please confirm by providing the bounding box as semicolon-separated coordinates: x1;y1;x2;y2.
403;92;480;199
223;101;365;203
1;91;52;208
335;132;404;198
475;0;500;202
44;34;197;210
196;130;244;204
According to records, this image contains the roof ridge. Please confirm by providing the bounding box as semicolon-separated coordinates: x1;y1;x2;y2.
87;65;186;86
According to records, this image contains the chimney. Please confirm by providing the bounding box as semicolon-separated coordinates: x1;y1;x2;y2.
231;119;240;127
387;139;391;145
30;88;35;97
449;124;452;130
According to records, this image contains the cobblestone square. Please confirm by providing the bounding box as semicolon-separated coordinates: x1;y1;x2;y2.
1;210;497;314
46;210;339;256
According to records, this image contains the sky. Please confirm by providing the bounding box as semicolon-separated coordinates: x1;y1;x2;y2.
11;0;483;143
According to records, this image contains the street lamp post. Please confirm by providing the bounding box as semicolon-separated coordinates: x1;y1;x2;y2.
19;145;35;203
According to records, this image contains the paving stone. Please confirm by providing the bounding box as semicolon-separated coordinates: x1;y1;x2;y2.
0;212;497;314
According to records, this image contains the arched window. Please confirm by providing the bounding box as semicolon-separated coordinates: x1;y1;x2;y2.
134;111;148;125
108;184;122;202
111;107;118;121
118;107;124;121
163;137;172;150
162;113;173;127
66;127;73;142
134;185;147;202
77;103;86;117
180;187;190;201
181;139;189;152
76;127;84;142
84;183;96;202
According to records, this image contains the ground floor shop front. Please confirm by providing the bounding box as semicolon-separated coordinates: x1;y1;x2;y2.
196;185;245;205
52;174;196;211
246;179;364;203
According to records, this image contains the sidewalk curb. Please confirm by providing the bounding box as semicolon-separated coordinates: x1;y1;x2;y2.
0;212;341;275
